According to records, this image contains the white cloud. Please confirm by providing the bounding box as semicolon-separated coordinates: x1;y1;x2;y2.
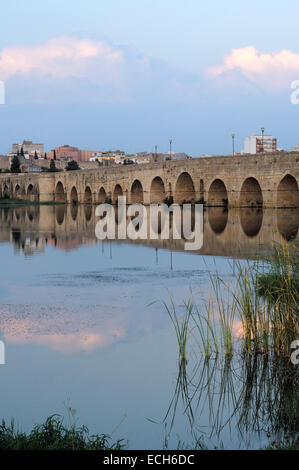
0;36;123;81
206;46;299;90
1;35;186;104
4;37;294;106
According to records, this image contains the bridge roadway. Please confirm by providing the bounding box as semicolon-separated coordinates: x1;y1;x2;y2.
0;152;298;207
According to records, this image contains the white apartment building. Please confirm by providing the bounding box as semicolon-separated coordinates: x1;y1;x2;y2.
242;134;277;154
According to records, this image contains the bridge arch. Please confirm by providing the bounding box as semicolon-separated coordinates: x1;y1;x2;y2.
150;176;166;204
113;184;123;204
27;206;35;222
3;184;10;198
208;207;228;234
27;183;39;202
15;184;21;198
175;172;195;204
84;204;92;221
240;208;263;238
71;201;79;221
277;174;299;208
98;187;106;204
131;179;143;204
208;179;228;206
70;186;78;204
55;205;66;225
84;186;92;204
27;184;33;198
55;181;66;203
239;177;263;207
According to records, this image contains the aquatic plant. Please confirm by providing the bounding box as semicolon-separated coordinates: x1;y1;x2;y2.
166;242;298;359
163;296;192;361
0;415;126;450
163;352;299;450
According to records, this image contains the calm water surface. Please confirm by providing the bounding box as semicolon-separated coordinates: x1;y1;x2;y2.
0;205;298;449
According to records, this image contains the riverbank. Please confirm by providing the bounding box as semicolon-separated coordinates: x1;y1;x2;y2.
0;415;126;450
0;198;62;206
1;414;297;450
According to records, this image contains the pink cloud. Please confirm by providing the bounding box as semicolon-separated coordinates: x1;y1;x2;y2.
0;36;123;81
0;314;127;354
206;46;299;90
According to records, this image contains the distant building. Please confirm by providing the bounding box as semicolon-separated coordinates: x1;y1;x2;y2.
80;149;99;162
12;140;44;155
0;155;10;171
25;164;43;173
46;145;191;165
242;134;277;154
48;145;81;161
49;146;104;162
291;144;299;152
150;153;166;163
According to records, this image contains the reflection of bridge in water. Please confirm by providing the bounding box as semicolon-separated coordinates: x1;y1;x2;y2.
0;204;298;258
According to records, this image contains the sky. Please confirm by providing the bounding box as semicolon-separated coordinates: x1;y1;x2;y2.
0;0;299;156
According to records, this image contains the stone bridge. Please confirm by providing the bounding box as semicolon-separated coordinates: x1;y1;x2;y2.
0;152;298;207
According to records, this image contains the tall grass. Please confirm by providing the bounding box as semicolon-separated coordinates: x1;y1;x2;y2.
209;275;236;356
255;244;299;356
165;242;298;359
0;415;126;450
190;299;218;358
163;296;192;361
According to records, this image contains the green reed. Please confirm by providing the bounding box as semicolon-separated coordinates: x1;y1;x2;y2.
189;299;218;358
165;242;298;359
163;296;192;361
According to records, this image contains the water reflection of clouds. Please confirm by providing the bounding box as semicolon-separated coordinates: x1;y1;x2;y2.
0;264;213;355
0;304;128;354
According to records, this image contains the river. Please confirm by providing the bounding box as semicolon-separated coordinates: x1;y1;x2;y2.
0;204;298;449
